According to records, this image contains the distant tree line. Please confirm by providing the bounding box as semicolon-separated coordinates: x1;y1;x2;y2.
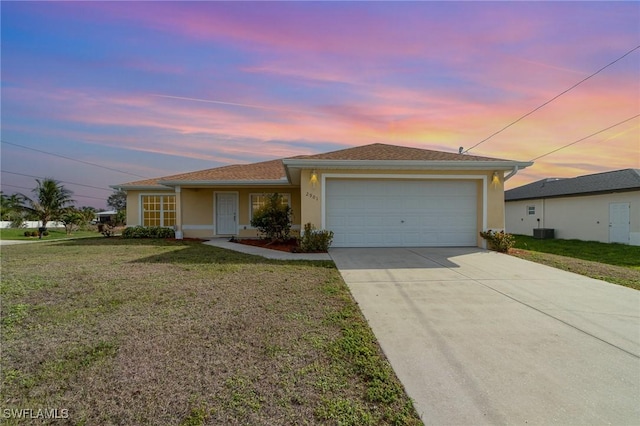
1;178;127;235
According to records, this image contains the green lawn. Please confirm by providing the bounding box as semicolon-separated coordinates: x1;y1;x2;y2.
510;235;640;290
0;239;421;425
0;227;100;241
512;235;640;269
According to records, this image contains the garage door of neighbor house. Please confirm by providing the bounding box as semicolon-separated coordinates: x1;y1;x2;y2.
326;179;478;247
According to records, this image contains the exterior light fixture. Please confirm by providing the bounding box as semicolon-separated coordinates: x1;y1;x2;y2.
491;171;500;186
310;169;318;188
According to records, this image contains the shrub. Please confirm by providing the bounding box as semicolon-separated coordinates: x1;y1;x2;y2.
299;223;334;252
82;223;98;232
99;222;116;237
61;210;85;235
149;227;175;239
479;230;515;253
23;231;31;237
31;231;38;237
250;193;292;242
42;230;49;236
121;226;175;239
122;226;146;239
114;210;127;226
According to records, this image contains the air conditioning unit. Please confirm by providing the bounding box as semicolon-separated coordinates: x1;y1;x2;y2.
533;228;555;239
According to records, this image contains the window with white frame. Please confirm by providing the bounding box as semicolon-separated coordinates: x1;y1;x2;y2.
527;205;536;216
141;195;176;227
250;193;290;218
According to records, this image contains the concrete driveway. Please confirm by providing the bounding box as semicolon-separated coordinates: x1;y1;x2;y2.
330;247;640;425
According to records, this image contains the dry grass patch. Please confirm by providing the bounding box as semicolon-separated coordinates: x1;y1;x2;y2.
1;238;421;425
510;249;640;290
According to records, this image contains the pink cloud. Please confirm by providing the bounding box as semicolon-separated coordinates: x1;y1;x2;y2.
6;75;637;172
42;2;549;63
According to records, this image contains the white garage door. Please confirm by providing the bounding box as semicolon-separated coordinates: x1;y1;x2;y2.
326;179;478;247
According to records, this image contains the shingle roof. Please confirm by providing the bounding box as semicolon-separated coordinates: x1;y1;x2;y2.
505;169;640;201
291;143;509;162
116;159;286;188
116;143;519;188
116;177;166;188
159;159;286;182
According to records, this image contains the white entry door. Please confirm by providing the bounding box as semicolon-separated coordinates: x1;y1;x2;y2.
216;193;238;235
609;202;630;244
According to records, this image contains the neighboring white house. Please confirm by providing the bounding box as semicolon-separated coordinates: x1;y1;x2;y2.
505;169;640;245
95;210;118;223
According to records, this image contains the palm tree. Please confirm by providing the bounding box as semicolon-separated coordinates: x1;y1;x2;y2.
79;206;97;223
21;178;75;228
1;192;23;219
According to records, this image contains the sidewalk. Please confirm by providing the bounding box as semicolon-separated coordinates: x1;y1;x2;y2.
0;239;43;246
203;238;331;261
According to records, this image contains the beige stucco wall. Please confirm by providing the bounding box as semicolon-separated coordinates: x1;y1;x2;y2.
127;186;300;239
299;168;503;247
181;188;213;225
486;174;506;231
505;191;640;245
299;169;323;231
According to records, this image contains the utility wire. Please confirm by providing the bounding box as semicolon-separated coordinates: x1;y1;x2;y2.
0;183;108;202
1;140;149;179
1;170;113;192
529;114;640;161
464;44;640;154
1;184;34;192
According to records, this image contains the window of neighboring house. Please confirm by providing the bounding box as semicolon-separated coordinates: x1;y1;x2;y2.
142;195;176;227
250;193;290;219
527;205;536;216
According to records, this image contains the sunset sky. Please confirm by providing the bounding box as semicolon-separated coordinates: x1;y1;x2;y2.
2;1;639;209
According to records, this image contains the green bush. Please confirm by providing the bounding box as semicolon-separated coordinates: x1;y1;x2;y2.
299;223;334;252
122;226;175;239
122;226;143;239
479;230;515;253
114;210;127;226
61;210;85;235
23;231;31;237
250;193;292;242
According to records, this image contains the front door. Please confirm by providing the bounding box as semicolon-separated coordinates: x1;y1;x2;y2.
609;202;630;244
216;193;238;235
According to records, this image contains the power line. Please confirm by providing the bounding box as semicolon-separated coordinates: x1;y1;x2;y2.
1;184;36;192
464;44;640;154
1;170;113;192
529;114;640;161
1;139;149;179
0;183;108;202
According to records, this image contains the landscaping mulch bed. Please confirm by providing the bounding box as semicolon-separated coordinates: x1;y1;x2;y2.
234;238;327;253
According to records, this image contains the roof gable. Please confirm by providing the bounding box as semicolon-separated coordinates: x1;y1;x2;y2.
290;143;509;162
505;169;640;201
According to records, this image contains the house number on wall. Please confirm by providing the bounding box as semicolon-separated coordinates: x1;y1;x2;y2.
305;192;319;201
